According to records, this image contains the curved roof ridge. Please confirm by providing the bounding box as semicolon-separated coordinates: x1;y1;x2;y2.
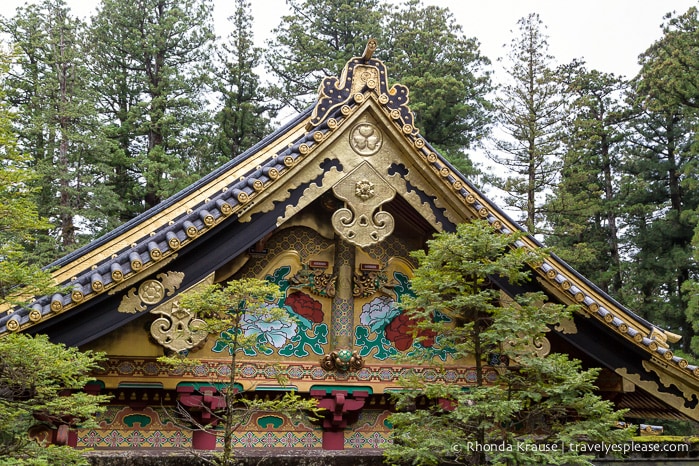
47;107;314;270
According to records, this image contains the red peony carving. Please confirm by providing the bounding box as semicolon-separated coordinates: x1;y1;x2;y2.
285;291;324;323
385;313;436;351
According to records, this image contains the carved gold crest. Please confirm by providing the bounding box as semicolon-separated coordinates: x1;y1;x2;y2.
350;122;382;156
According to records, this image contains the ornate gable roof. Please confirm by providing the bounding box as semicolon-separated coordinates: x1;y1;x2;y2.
2;40;698;421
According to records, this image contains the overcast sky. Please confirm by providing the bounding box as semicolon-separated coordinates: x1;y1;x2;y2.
1;0;697;80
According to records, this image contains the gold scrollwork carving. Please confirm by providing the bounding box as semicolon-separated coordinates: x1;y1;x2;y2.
531;336;551;357
139;280;165;305
118;271;184;314
290;266;336;297
150;301;208;353
118;288;147;314
353;271;389;298
554;317;578;335
331;162;395;248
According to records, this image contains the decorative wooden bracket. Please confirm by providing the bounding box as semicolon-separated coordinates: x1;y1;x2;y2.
310;389;368;430
176;385;226;426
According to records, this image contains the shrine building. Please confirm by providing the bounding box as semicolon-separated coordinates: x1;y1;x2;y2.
1;40;698;459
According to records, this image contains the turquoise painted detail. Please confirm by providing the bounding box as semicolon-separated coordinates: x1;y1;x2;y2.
123;414;151;428
391;271;414;302
265;265;291;293
354;271;456;360
407;338;456;362
257;415;284;429
279;323;328;357
355;326;397;360
212;266;298;357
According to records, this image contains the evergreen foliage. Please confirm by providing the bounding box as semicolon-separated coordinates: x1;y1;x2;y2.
0;46;57;306
383;0;493;174
265;0;386;111
488;13;565;234
383;221;632;466
624;7;699;354
0;49;109;465
0;334;109;466
1;0;119;261
210;0;273;163
266;0;493;175
545;61;629;296
160;278;319;465
89;0;216;211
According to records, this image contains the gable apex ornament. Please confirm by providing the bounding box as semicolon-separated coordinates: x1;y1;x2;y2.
308;39;417;136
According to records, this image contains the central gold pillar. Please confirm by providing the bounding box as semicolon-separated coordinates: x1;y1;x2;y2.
331;236;355;349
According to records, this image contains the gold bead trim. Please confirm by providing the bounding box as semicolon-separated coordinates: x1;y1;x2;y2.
219;202;233;216
6;319;19;332
51;299;63;312
72;289;84;303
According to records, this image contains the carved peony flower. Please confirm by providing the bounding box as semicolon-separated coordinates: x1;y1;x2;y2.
240;308;298;348
359;296;400;333
285;291;324;324
385;312;436;351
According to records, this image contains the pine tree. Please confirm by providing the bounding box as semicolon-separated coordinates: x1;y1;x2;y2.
264;0;386;112
488;13;565;235
383;0;493;175
210;0;272;163
265;0;493;177
0;49;110;465
89;0;216;211
0;45;55;302
1;0;119;260
545;61;629;296
383;221;631;466
622;6;699;355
